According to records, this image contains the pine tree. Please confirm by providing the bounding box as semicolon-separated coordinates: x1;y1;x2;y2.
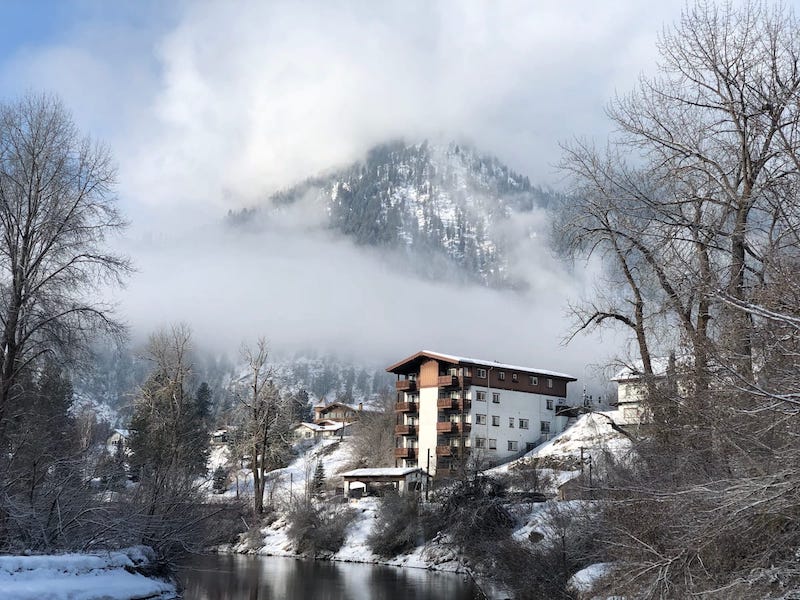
312;461;325;498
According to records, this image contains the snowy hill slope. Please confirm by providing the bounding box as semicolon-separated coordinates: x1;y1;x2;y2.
230;140;564;287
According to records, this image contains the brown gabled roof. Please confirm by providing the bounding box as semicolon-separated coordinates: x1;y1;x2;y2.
386;350;577;381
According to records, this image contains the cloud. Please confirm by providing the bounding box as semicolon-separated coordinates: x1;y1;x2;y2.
0;1;683;389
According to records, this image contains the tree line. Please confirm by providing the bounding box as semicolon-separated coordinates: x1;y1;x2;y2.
558;1;800;596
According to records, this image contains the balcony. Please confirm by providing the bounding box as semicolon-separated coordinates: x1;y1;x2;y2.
394;447;417;459
436;421;472;434
394;424;417;436
437;397;472;410
437;375;473;388
436;445;456;457
395;401;418;413
395;379;417;392
437;375;457;387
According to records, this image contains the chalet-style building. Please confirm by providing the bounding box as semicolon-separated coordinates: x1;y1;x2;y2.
313;401;366;424
387;350;577;477
293;419;352;442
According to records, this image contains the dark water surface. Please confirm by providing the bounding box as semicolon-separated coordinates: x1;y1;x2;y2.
177;553;480;600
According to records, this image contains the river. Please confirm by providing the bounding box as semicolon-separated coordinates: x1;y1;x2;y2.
177;554;481;599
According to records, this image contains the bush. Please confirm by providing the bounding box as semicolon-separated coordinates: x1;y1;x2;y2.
367;491;425;558
285;500;356;556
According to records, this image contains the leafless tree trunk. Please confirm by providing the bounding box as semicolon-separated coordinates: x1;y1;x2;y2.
0;94;130;439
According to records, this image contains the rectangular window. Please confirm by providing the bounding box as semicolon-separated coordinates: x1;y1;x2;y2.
492;392;500;403
519;418;529;429
546;398;553;410
464;367;472;377
488;439;497;450
477;368;487;378
529;375;538;386
508;440;518;451
509;417;515;428
547;378;553;388
475;437;486;449
541;421;551;434
498;371;506;381
491;415;500;426
512;373;518;382
476;414;487;425
476;391;486;401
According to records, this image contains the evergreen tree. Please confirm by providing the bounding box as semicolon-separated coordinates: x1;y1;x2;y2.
312;461;325;498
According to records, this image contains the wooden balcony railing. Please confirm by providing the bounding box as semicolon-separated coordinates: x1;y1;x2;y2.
437;375;473;388
395;402;418;413
436;445;455;457
395;379;417;392
394;447;417;459
394;424;416;436
436;421;471;434
437;397;471;410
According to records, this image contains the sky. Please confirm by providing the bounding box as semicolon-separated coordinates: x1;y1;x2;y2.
0;0;690;387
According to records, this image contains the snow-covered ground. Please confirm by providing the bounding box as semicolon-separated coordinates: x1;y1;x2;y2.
0;547;177;600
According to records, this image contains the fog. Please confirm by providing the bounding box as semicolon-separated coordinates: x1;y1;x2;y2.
0;1;685;383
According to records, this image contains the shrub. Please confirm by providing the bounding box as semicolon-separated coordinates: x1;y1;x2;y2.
367;491;424;558
286;499;356;555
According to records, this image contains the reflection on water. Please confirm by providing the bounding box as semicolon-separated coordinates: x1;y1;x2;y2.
178;554;480;600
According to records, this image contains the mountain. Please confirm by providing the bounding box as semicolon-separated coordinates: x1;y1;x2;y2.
228;140;563;287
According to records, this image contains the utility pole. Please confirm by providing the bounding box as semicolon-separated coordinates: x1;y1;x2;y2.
426;449;431;502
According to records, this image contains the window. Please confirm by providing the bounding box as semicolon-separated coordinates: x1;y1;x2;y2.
476;414;487;425
540;421;551;434
492;392;500;403
464;367;472;377
476;391;486;401
509;417;515;428
519;418;529;429
475;437;486;449
498;371;506;381
529;375;538;386
546;398;553;410
508;440;518;451
512;373;518;382
491;415;500;426
488;439;497;450
547;378;553;388
477;368;487;378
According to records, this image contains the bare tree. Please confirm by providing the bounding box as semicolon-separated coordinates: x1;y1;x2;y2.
0;94;130;438
559;2;800;596
233;339;292;515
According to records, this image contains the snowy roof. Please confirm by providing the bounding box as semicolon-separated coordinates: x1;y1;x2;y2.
296;421;349;432
340;467;425;478
111;429;130;438
315;401;366;412
386;350;576;380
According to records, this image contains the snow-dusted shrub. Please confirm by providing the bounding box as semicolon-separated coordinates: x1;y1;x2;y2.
367;491;424;558
285;500;356;556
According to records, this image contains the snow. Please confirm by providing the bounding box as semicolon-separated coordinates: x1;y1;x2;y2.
340;467;421;478
568;562;612;595
0;548;176;600
492;411;632;474
417;350;577;380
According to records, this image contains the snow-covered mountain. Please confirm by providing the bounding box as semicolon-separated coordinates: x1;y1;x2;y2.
229;140;563;287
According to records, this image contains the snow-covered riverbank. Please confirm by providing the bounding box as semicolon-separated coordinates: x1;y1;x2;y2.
0;547;177;600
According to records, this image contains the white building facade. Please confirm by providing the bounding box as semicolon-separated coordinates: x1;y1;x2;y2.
389;351;576;477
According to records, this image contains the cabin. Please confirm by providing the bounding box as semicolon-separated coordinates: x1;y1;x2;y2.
339;467;427;498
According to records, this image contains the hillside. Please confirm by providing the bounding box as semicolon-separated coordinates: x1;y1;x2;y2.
229;140;565;287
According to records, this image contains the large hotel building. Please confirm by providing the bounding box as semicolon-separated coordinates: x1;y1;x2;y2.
387;350;577;477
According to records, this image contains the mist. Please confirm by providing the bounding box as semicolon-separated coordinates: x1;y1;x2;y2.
0;1;683;386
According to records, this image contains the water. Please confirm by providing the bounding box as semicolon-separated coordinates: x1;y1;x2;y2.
178;553;480;600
